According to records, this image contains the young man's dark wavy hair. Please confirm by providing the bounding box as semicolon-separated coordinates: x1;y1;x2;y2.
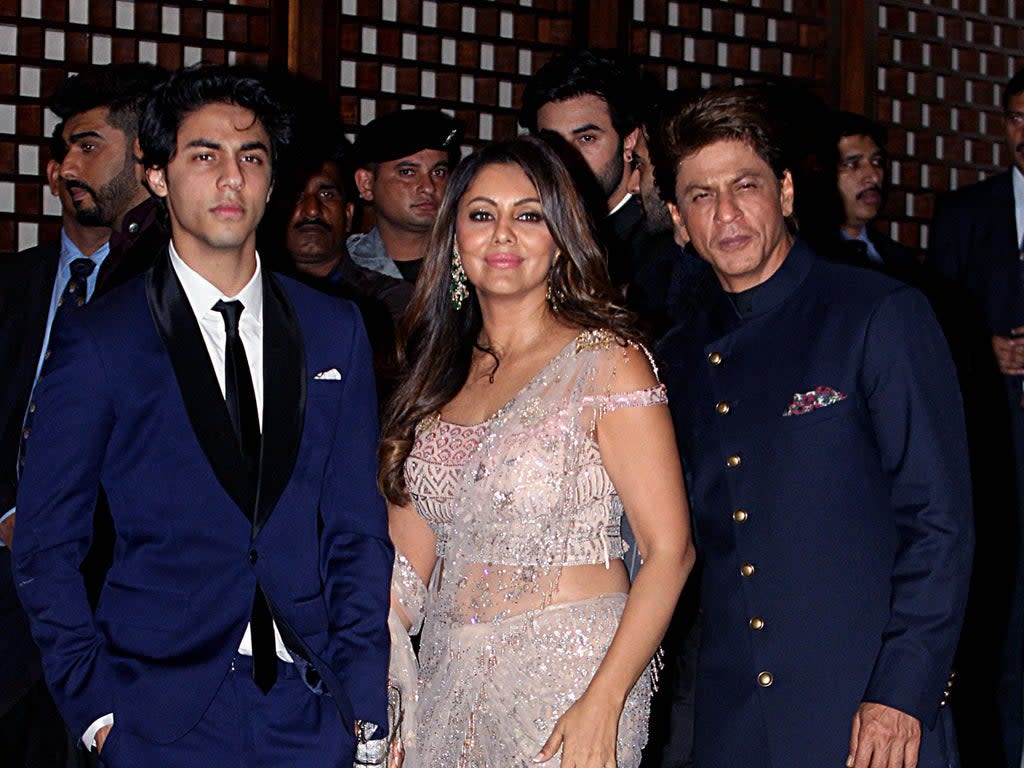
139;64;293;181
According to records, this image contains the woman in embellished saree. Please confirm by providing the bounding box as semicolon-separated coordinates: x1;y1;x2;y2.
379;136;694;768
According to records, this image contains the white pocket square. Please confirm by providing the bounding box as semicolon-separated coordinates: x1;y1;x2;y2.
313;368;342;381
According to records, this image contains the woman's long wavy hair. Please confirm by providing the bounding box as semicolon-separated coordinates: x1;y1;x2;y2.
378;135;643;504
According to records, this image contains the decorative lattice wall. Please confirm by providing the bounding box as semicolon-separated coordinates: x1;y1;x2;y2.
0;0;274;254
628;0;832;97
6;0;1024;257
336;0;576;149
877;0;1024;249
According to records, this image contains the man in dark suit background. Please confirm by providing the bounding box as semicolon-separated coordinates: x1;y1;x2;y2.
519;48;674;294
275;135;408;402
1;62;167;550
47;63;169;295
653;86;973;768
0;126;111;768
13;65;392;767
1;66;168;767
832;112;915;266
928;65;1024;768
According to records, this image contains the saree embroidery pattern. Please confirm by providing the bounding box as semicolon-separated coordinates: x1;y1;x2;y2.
405;330;667;767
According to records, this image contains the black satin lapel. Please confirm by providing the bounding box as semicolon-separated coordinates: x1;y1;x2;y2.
145;250;256;521
253;272;305;538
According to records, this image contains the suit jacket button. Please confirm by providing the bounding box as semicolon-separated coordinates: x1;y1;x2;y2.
749;616;765;630
708;351;723;365
249;549;258;564
715;401;730;414
726;454;741;468
757;671;773;687
740;563;755;577
733;509;748;523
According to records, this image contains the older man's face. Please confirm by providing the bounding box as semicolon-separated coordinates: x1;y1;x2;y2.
286;161;353;277
668;139;793;293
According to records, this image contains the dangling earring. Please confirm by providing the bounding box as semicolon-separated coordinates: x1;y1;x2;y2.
450;242;470;310
546;252;561;312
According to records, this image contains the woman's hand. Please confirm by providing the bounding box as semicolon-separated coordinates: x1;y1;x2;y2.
535;691;623;767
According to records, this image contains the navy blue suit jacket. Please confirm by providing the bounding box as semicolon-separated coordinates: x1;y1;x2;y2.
928;171;1021;336
658;240;973;767
13;252;393;747
0;241;59;714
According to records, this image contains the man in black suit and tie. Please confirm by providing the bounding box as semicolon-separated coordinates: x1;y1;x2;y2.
0;127;112;767
47;63;169;295
928;65;1024;768
0;64;166;768
14;64;391;767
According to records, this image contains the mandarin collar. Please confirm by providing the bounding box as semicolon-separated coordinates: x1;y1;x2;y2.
710;237;815;327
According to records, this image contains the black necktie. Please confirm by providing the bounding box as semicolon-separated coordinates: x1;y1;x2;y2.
19;258;96;473
211;299;276;693
212;300;261;474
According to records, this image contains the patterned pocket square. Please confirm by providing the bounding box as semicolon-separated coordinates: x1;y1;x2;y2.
313;368;342;381
782;386;846;417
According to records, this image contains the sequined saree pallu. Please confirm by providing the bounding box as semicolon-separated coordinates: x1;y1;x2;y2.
405;330;666;767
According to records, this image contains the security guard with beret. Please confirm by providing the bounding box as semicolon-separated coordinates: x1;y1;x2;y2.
347;109;464;295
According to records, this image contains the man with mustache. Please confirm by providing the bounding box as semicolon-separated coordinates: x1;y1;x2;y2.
928;66;1024;768
0;123;113;768
347;109;464;296
281;136;410;398
832;112;915;268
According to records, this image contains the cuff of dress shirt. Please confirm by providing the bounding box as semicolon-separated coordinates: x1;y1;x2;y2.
82;713;114;750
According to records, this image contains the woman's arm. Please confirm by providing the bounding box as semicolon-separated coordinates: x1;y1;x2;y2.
538;348;695;766
387;501;437;630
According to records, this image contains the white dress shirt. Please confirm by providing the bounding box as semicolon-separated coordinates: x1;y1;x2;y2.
1013;165;1024;249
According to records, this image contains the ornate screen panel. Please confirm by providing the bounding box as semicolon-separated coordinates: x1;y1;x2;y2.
337;0;576;150
626;0;832;97
0;0;274;255
877;0;1023;249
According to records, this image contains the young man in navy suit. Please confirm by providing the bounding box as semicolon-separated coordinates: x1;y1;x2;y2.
13;65;392;767
653;87;973;768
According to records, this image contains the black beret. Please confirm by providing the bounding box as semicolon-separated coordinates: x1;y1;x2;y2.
352;109;465;167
